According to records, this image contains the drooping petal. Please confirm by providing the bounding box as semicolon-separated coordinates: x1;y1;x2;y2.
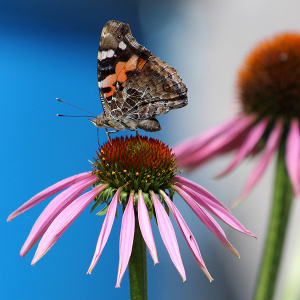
176;183;256;238
239;120;282;199
87;187;122;274
31;184;107;265
217;118;269;177
174;115;244;158
137;189;158;264
174;176;230;212
174;186;240;257
177;114;255;168
21;176;98;257
150;191;186;281
160;190;213;282
286;119;300;197
116;191;135;288
8;172;94;221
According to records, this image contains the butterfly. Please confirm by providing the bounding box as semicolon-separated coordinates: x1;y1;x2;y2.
90;20;188;142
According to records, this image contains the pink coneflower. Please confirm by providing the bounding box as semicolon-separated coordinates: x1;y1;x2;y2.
174;33;300;202
8;136;255;287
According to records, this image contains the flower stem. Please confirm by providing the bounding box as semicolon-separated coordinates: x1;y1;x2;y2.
254;140;293;300
129;216;148;300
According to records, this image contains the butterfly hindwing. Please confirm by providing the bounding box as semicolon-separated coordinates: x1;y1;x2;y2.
122;56;188;121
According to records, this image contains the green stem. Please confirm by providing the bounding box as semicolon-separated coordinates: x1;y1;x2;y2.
129;216;148;300
254;141;293;300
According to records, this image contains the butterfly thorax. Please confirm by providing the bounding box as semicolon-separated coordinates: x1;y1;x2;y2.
90;113;126;130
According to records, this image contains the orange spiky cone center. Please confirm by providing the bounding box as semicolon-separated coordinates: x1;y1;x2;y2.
92;136;178;193
238;33;300;121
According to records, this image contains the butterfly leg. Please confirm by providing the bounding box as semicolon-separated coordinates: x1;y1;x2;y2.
106;128;119;145
97;128;100;148
131;128;142;145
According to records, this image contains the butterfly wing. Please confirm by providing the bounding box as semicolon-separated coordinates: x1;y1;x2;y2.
121;56;188;122
97;20;152;119
97;20;188;132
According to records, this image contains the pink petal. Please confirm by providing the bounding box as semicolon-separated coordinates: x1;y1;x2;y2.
240;120;282;199
87;187;122;274
21;176;98;257
8;172;94;221
217;118;269;177
174;176;230;212
176;183;256;238
174;186;239;257
177;114;255;168
150;191;186;281
174;115;244;158
160;190;213;282
31;184;107;265
286;119;300;196
137;189;158;264
116;191;135;288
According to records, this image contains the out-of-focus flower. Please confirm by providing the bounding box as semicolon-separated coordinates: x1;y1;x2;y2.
8;136;255;286
174;33;300;201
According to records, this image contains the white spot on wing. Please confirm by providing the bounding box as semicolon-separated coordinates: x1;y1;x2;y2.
107;49;114;58
99;50;114;60
99;51;107;61
119;41;127;50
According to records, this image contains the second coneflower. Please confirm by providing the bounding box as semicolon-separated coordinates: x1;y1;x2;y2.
174;33;300;300
8;136;254;293
174;33;300;201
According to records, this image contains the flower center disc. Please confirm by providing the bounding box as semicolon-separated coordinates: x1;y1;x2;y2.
93;136;178;193
238;33;300;121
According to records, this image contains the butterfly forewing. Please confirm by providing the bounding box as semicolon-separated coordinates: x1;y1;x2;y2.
95;20;188;134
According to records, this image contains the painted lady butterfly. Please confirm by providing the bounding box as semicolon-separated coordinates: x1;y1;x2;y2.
90;20;188;142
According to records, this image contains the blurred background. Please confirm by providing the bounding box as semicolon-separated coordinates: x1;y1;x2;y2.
2;0;300;299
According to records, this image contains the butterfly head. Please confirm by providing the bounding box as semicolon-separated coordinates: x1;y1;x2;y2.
89;113;107;128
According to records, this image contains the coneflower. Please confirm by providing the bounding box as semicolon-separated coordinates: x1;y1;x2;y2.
174;33;300;300
8;136;255;297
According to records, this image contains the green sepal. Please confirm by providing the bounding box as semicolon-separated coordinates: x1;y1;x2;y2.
133;193;139;206
163;200;170;216
143;192;154;220
96;202;110;216
120;190;130;203
90;194;104;213
167;185;175;201
91;186;114;213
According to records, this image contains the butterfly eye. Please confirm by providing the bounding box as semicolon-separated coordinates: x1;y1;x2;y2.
118;35;121;39
163;83;172;92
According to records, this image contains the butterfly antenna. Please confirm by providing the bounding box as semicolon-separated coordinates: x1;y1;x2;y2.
57;114;93;117
56;98;97;117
